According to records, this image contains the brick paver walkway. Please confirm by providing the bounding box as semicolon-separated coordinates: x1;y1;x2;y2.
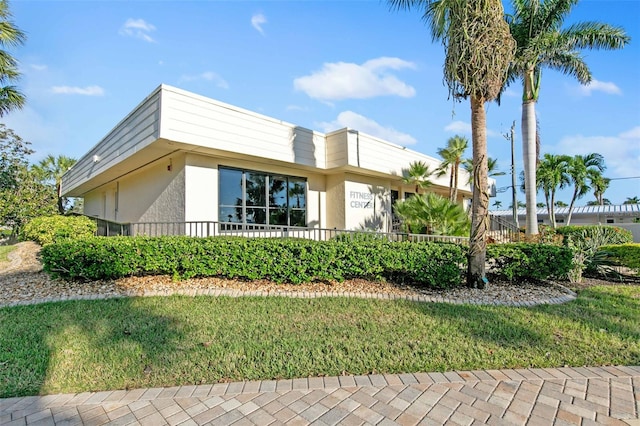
2;366;638;425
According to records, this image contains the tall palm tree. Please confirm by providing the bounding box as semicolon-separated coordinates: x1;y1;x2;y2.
463;157;502;184
505;0;629;236
493;200;503;209
537;153;570;228
436;135;468;203
588;172;610;206
33;154;77;214
565;153;606;225
402;160;436;194
390;0;516;288
0;0;26;116
623;196;640;205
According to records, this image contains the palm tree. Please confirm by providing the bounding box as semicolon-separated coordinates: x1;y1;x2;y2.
536;153;570;228
394;192;470;236
588;172;610;206
624;196;640;205
565;153;606;225
554;201;568;207
437;135;468;203
493;200;503;209
389;0;516;288
33;154;77;214
0;1;26;116
402;160;436;194
504;0;629;236
462;157;502;184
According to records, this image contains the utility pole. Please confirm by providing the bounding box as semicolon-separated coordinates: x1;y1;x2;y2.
504;121;519;228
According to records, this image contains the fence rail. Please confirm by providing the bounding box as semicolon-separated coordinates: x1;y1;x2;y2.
92;218;471;245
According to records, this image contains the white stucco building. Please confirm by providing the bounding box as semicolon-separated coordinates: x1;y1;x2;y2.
62;84;474;233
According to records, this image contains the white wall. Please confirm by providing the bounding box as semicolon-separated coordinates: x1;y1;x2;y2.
184;154;218;222
343;174;391;232
83;154;186;223
325;174;346;230
182;153;327;228
160;86;326;169
62;88;161;196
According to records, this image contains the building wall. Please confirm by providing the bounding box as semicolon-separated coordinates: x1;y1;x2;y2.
343;174;392;232
159;86;326;169
83;154;186;223
325;174;346;230
182;153;326;227
62;88;162;196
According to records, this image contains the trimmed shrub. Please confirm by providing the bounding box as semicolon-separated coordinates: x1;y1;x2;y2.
41;236;467;288
598;244;640;275
20;215;97;246
487;243;573;281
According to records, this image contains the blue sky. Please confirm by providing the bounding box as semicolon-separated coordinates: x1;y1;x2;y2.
5;0;640;207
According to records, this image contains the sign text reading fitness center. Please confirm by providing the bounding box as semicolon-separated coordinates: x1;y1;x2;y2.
349;191;373;209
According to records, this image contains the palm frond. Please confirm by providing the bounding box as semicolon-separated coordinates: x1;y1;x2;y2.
542;50;591;83
561;22;630;50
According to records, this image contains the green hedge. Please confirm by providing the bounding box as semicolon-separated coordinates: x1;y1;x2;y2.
20;215;97;246
40;237;467;288
487;243;573;281
598;244;640;274
556;225;633;246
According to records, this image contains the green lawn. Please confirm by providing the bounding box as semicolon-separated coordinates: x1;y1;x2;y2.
0;245;15;264
1;285;639;397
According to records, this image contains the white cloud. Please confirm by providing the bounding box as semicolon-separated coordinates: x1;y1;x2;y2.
50;85;105;96
179;71;229;89
444;120;471;134
251;13;267;35
444;120;498;137
30;64;47;71
318;111;417;146
577;79;622;96
294;57;416;101
119;18;156;43
555;127;640;178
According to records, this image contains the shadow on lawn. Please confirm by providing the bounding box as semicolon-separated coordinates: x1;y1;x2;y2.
404;284;640;365
0;296;185;398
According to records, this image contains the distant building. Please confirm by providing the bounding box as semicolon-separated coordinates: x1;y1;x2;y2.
491;204;640;241
61;84;478;233
491;204;640;226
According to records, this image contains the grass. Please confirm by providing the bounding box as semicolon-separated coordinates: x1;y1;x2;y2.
0;245;15;264
1;285;639;397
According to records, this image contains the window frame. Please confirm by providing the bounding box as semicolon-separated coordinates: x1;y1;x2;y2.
219;166;307;227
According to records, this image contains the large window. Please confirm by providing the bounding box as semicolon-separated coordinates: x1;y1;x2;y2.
219;167;306;226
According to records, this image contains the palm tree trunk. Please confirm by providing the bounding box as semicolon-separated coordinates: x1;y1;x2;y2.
522;70;539;236
449;165;454;201
467;96;488;289
452;160;459;203
566;188;579;226
550;190;557;229
56;183;64;214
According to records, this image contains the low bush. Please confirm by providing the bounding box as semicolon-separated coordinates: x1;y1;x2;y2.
41;236;467;288
487;243;573;281
557;226;633;282
556;225;633;246
598;244;640;275
20;215;97;246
